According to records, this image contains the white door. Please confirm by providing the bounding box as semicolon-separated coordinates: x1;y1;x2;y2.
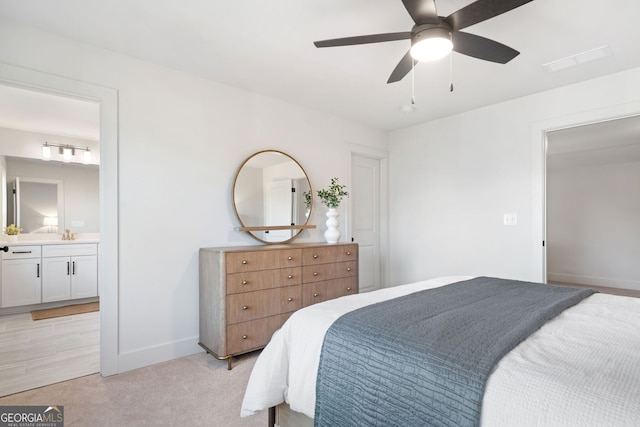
265;179;293;242
351;154;381;293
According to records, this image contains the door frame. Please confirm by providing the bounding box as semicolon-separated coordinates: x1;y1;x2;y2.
0;62;119;376
345;144;389;288
532;101;640;283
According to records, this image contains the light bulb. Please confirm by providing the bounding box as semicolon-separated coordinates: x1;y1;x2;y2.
410;37;453;62
62;147;73;162
83;149;92;163
42;145;52;160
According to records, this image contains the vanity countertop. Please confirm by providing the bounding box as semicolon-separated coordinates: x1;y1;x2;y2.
1;238;100;246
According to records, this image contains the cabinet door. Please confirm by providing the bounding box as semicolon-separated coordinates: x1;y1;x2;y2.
42;256;72;303
71;255;98;299
1;259;42;308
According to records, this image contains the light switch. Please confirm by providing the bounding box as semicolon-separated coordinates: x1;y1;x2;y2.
503;213;518;226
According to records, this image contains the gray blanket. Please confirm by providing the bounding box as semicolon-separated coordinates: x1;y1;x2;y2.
314;276;595;427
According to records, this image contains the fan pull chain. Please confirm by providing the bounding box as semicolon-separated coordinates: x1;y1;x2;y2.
411;57;416;104
449;51;454;92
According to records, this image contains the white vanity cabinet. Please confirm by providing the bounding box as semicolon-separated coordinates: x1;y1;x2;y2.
42;244;98;303
1;246;42;308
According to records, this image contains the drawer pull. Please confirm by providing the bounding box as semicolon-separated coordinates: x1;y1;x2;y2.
242;305;248;310
346;267;351;272
288;275;293;279
242;260;248;265
242;280;248;286
313;292;319;298
346;251;351;256
12;250;32;254
287;297;293;302
313;254;318;259
242;335;248;340
287;256;293;261
313;272;318;276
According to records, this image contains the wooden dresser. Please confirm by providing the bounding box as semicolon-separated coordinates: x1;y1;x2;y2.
199;242;358;369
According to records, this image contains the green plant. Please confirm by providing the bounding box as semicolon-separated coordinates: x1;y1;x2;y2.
5;224;22;235
317;177;349;208
303;190;312;208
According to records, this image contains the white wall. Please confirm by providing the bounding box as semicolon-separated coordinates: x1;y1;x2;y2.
0;21;387;372
388;66;640;286
547;160;640;290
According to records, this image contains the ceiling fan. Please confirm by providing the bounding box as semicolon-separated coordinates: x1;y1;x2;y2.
314;0;534;83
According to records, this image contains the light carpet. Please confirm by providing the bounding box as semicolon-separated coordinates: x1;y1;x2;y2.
0;351;267;427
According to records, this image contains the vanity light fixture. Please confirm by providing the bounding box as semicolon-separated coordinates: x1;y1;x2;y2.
42;142;92;164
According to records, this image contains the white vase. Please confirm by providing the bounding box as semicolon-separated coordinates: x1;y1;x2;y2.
324;208;340;244
5;235;17;243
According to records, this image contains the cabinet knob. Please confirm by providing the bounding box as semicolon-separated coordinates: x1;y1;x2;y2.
287;297;293;302
242;335;248;340
313;254;318;259
242;260;247;265
346;251;351;256
313;292;319;298
242;280;248;285
346;267;351;272
242;305;248;310
288;275;293;279
313;272;318;276
346;287;352;291
288;256;293;261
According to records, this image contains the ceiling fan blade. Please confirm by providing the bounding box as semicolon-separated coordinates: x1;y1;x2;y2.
446;0;534;31
314;32;411;48
401;0;439;24
387;50;415;83
452;31;519;63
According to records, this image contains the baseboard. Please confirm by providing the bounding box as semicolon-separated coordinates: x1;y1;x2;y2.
547;272;640;291
116;335;203;373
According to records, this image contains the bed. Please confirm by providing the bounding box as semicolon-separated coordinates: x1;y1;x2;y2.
240;276;640;426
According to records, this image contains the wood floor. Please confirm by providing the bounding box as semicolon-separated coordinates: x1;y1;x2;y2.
0;310;99;397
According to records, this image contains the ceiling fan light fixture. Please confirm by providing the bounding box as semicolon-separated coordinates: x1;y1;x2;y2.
410;27;452;62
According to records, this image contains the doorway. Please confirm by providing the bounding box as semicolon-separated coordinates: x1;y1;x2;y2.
348;146;389;293
545;115;640;295
0;62;119;382
0;85;101;396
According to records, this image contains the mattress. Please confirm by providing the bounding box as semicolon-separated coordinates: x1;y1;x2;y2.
241;276;640;426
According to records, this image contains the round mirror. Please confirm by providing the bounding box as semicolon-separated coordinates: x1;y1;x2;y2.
232;150;314;244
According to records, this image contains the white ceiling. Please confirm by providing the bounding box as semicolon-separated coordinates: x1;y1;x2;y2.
1;0;640;133
0;84;100;141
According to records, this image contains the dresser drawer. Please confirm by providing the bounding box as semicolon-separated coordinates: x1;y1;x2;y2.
303;260;357;283
226;285;302;324
1;245;41;260
226;267;302;294
303;277;358;306
226;313;292;355
226;249;302;273
302;244;357;265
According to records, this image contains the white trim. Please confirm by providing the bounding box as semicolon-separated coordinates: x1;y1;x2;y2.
531;101;640;284
548;273;640;292
117;336;202;373
0;62;119;376
345;143;390;288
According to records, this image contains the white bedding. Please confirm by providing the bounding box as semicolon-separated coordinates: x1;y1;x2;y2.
241;276;640;426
